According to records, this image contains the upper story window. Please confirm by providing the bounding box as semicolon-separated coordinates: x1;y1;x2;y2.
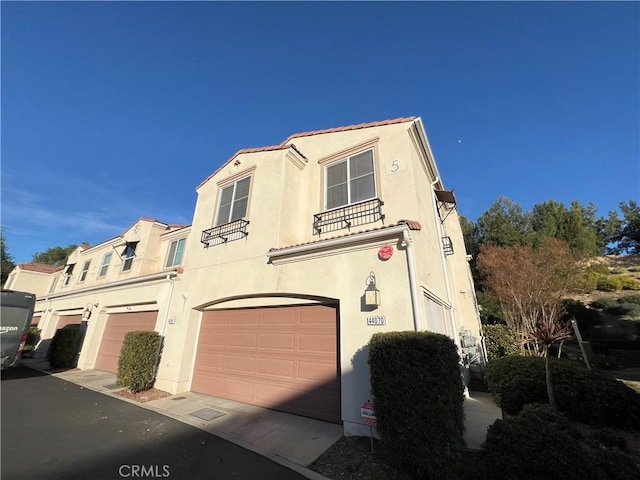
120;242;138;272
63;264;75;286
79;260;91;283
325;149;376;210
98;253;112;278
215;176;251;226
165;238;186;267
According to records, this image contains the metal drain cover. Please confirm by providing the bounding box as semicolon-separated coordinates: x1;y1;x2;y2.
189;408;227;421
104;383;123;390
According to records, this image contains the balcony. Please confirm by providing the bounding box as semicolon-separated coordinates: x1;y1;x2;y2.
313;198;385;235
201;219;250;248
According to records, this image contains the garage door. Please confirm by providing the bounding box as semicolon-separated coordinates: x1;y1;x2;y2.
191;305;341;423
56;315;82;330
94;311;158;373
31;316;41;327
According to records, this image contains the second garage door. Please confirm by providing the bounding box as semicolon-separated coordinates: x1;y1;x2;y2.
191;305;341;423
94;311;158;373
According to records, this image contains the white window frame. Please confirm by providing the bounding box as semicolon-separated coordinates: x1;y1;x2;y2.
78;260;91;283
165;238;186;268
324;148;377;210
63;264;75;286
121;243;136;272
98;253;112;278
215;176;251;226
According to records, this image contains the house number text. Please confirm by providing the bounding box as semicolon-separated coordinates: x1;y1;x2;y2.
367;316;386;326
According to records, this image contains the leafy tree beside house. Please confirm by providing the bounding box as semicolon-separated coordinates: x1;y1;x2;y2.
477;238;580;410
31;244;79;266
1;227;16;286
606;200;640;255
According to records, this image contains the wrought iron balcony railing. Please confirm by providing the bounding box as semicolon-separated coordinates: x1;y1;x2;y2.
201;219;250;248
313;198;385;235
442;236;454;256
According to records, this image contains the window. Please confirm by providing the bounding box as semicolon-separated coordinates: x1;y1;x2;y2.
325;149;376;210
215;176;251;226
165;238;185;267
63;264;75;286
425;296;449;336
79;260;91;283
121;242;137;272
98;253;112;278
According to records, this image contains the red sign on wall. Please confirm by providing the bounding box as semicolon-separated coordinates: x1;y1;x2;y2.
378;245;394;260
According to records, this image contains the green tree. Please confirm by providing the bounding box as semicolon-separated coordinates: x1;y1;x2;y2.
608;200;640;255
1;227;16;286
32;244;78;266
529;200;604;256
476;196;531;247
459;215;479;258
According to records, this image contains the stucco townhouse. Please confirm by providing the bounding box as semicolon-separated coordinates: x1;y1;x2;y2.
6;116;484;437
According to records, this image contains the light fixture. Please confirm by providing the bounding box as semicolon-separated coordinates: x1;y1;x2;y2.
364;272;381;307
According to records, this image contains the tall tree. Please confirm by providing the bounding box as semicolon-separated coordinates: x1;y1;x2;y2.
32;244;78;266
607;200;640;255
1;227;16;286
477;238;579;410
476;196;531;247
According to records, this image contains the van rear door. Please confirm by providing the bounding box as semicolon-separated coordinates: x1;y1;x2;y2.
1;290;36;370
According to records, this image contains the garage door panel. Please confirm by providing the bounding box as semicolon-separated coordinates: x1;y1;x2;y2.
227;333;257;348
297;361;336;382
259;334;294;350
257;358;295;378
56;315;82;330
298;334;336;353
192;305;340;423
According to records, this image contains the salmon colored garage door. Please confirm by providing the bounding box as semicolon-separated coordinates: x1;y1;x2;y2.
56;315;82;330
191;305;341;423
94;311;158;373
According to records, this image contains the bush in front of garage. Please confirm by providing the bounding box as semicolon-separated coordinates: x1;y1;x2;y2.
368;331;465;479
117;330;163;393
47;326;80;368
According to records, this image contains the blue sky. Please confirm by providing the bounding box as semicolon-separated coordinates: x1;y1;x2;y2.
2;1;638;264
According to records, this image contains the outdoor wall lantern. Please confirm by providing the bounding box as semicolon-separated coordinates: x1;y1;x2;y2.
364;272;381;307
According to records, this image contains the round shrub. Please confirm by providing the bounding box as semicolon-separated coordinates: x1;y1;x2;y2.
482;405;640;480
484;355;640;430
117;331;163;393
47;326;80;368
597;276;622;292
483;324;519;361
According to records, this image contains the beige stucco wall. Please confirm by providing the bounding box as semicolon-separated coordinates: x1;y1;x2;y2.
5;269;55;297
158;119;481;435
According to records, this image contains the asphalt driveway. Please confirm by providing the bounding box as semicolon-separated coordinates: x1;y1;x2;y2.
1;366;309;480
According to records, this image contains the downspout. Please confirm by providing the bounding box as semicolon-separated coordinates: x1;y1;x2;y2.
152;274;175;381
402;230;422;332
430;177;461;349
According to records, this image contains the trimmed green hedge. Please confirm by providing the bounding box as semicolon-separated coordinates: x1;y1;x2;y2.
47;326;80;368
482;404;640;480
368;331;464;479
117;331;162;393
485;355;640;430
483;324;519;361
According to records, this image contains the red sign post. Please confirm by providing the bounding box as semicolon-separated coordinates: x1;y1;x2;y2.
361;401;377;426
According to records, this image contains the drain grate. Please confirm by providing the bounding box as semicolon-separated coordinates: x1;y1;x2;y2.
104;383;123;390
189;408;227;421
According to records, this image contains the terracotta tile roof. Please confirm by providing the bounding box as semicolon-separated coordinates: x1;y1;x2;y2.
282;117;416;144
18;262;64;274
197;117;415;189
268;219;422;253
79;243;90;250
